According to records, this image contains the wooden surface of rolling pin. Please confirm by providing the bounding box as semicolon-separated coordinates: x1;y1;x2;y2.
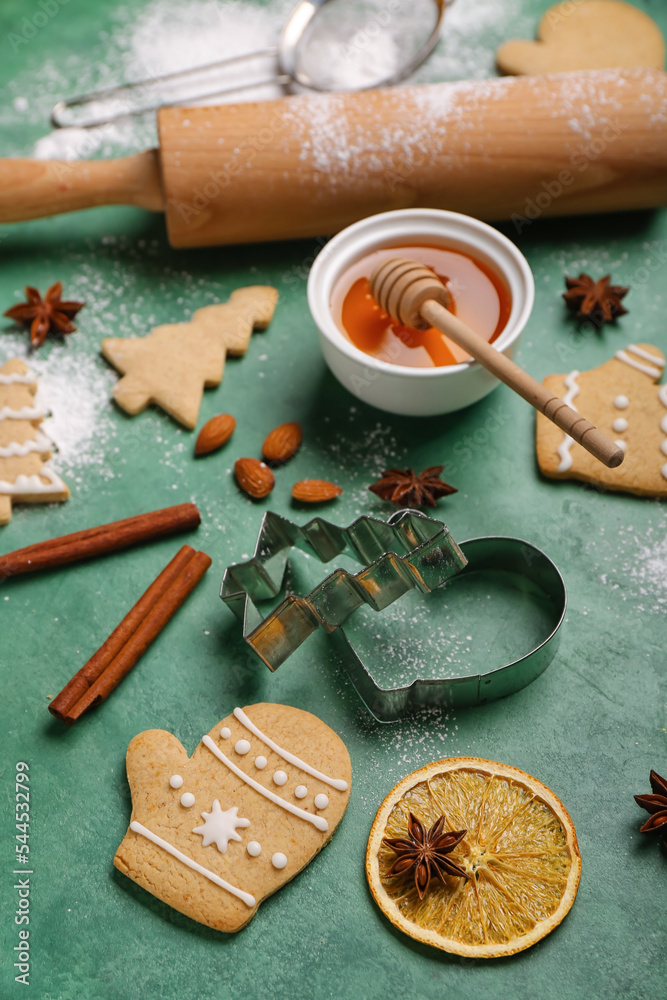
0;68;666;247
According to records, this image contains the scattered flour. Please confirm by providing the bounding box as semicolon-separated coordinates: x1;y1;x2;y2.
597;517;667;614
5;0;530;160
629;535;667;611
31;0;295;160
1;328;117;483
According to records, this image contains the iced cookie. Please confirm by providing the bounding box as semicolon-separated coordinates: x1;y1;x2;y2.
497;1;665;76
536;343;667;496
114;703;351;932
0;358;69;525
102;286;278;429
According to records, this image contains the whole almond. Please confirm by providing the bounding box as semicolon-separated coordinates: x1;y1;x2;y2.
195;414;236;455
292;479;342;503
235;458;275;499
262;422;302;464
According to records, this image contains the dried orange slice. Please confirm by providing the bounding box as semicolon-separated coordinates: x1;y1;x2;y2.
366;758;581;958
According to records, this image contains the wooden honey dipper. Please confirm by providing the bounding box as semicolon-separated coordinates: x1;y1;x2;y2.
369;258;624;470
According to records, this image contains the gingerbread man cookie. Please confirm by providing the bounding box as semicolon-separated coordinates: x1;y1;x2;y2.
536;343;667;497
114;703;351;932
102;286;278;429
497;1;665;76
0;358;69;525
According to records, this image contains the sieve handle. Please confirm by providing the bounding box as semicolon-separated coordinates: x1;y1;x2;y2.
50;48;285;129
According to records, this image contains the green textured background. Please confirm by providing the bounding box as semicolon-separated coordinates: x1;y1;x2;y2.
1;1;666;997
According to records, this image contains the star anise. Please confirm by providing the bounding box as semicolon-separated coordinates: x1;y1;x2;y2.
562;273;629;327
4;282;85;348
369;466;456;508
634;769;667;844
383;812;469;899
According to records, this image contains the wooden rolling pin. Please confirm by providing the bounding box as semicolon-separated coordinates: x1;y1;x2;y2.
0;68;666;248
370;257;624;469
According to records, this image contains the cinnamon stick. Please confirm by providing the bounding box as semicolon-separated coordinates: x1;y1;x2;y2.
0;503;200;578
49;545;212;725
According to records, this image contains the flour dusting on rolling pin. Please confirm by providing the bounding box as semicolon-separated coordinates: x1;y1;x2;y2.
0;68;666;246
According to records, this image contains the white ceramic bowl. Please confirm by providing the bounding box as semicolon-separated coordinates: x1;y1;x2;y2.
307;209;535;416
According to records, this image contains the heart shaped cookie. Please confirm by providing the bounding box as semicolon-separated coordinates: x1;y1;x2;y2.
114;703;351;931
496;0;665;76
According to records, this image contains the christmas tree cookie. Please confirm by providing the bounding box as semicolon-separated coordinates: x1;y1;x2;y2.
114;703;351;932
536;343;667;497
0;358;69;525
102;286;278;429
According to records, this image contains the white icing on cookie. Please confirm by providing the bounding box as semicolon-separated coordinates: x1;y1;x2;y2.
130;821;255;907
233;707;349;792
169;774;183;789
220;727;231;739
247;841;262;857
234;739;251;755
271;852;287;870
314;794;329;810
614;395;629;409
612;418;628;433
192;800;250;853
273;770;287;786
556;370;580;473
0;466;67;495
614;441;627;452
254;756;267;770
615;349;662;379
180;792;195;807
0;404;45;421
0;371;37;385
0;431;52;458
660;385;667;480
627;344;665;367
294;786;308;799
202;736;329;832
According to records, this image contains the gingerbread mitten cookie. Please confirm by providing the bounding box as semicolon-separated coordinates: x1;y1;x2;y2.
114;703;351;932
497;0;665;76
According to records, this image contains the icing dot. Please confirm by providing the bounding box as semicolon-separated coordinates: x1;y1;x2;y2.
661;441;667;457
273;770;288;786
314;794;329;810
169;774;183;789
662;462;667;481
612;418;628;433
220;727;231;739
615;440;627;452
247;841;262;857
661;415;667;434
254;756;267;770
294;785;308;799
180;792;195;807
235;739;251;755
614;395;629;409
271;852;287;869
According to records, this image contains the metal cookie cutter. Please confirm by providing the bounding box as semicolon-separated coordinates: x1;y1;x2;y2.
220;511;566;722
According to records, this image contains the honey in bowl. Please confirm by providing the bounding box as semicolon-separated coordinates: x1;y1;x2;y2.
331;245;512;368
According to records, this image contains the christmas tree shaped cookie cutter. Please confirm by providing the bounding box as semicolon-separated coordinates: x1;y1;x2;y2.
221;510;566;722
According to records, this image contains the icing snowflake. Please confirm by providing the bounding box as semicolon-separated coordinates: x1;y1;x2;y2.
192;800;250;853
